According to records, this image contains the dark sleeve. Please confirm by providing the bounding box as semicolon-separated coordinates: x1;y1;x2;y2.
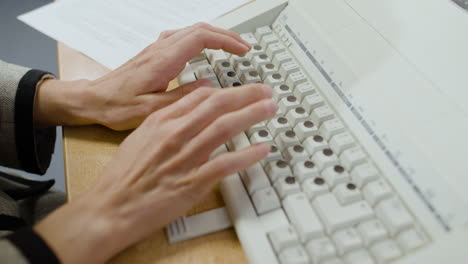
4;227;60;264
0;60;56;175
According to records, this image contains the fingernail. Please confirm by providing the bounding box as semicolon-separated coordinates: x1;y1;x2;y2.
261;85;273;97
265;99;278;114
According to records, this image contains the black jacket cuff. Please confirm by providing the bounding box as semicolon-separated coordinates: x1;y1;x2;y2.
15;69;56;175
6;227;60;264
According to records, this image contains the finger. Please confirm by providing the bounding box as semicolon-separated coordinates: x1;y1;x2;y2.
167;29;250;64
176;83;272;138
157;29;182;41
184;98;277;161
195;143;270;184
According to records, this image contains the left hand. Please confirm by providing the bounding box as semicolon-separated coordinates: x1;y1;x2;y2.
35;23;251;130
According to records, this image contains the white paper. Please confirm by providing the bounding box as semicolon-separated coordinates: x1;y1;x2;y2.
18;0;250;70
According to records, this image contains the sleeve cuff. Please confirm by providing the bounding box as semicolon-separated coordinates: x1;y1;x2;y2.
15;70;57;175
6;227;61;264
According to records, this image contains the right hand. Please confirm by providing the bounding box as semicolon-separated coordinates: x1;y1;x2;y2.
34;83;277;264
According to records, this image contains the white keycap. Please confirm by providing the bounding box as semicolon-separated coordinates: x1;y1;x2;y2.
255;26;273;40
273;84;294;102
312;193;374;234
351;163;379;188
343;250;375;264
178;63;197;85
227;132;250;151
375;197;414;236
258;63;278;79
310;105;335;126
206;49;228;64
294;120;319;142
293;160;319;182
280;60;300;77
363;179;393;206
252;54;271;70
214;60;234;75
241;163;271;195
311;148;339;170
304;135;328;155
267;117;291;136
230;53;249;66
261;145;283;165
248;44;265;58
234;60;254;75
265;160;292;183
260;33;280;47
283;145;309;164
275;130;300;150
260;208;290;233
332;228;363;255
264;74;285;88
195;64;218;82
305;237;337;263
302;177;328;200
396;227;428;253
340;146;367;169
278;96;301;113
286;71;308;87
278;245;310;264
273;51;293;65
251;186;281;214
285;107;309;126
302;93;325;113
250;129;274;145
283;193;324;242
246;121;266;137
293;82;316;101
320;119;346;140
266;42;286;58
322;165;350;187
210;144;228;159
220;71;241;87
274;176;301;199
322;259;345;264
241;70;262;84
333;183;362;205
357;219;389;246
240;32;258;45
268;225;300;253
189;52;206;64
330;132;356;154
370;240;402;263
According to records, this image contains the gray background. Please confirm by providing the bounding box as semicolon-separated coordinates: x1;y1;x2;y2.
0;0;65;192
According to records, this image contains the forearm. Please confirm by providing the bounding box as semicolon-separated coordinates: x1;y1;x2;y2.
34;79;97;127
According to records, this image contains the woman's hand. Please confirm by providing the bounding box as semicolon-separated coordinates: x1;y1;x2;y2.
34;23;251;130
34;83;277;264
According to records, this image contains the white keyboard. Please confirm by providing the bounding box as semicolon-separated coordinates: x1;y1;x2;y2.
178;25;429;264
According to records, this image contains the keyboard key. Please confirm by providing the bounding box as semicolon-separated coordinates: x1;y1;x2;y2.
264;73;285;86
261;145;284;165
220;71;241;87
396;227;428;252
279;60;300;77
248;44;265;58
266;42;286;58
260;208;289;233
294;120;319;142
333;183;362;205
268;225;300;253
229;53;249;66
332;228;363;255
370;240;402;263
363;179;393;206
285;107;309;126
251;186;281;214
273;84;294;102
260;33;280;47
320;119;346;140
234;60;254;75
293;82;316;100
267;117;291;136
252;54;271;70
241;70;262;84
283;145;309;164
305;237;337;263
189;52;206;64
258;63;278;79
304;135;328;155
340;146;367;169
283;193;324;242
246;121;266;137
330;132;356;154
255;25;273;40
302;177;329;200
279;96;301;113
240;32;258;45
311;148;339;170
357;219;389;246
273;51;293;65
278;245;310;264
322;165;350;187
286;71;308;87
194;63;217;82
206;49;228;64
293;160;319;182
322;259;345;264
250;129;274;145
310;105;335;126
275;130;300;150
343;249;375;264
312;193;374;234
351;163;379;188
241;163;271;195
274;176;301;198
214;60;234;75
302;93;325;113
265;160;292;182
375;197;414;236
178;63;197;85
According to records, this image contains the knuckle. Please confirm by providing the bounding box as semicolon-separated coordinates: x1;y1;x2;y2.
193;22;209;29
212;118;234;139
209;92;230;109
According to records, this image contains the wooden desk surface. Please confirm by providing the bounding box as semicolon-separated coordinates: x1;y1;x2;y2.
58;41;247;263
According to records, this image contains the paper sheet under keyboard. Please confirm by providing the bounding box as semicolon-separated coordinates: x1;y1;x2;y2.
18;0;250;70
